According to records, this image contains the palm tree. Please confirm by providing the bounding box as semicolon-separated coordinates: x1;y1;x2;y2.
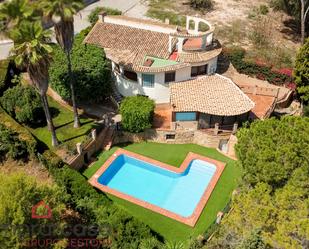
9;21;59;146
40;0;84;128
0;0;34;30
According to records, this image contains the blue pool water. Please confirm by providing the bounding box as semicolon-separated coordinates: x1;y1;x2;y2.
98;154;216;217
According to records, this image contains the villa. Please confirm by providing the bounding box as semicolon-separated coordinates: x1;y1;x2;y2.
84;14;255;133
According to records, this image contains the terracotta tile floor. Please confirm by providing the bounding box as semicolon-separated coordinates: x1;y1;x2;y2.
247;94;275;119
183;38;203;50
152;103;172;130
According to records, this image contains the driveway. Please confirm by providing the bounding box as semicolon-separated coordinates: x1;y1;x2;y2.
0;0;148;59
74;0;148;33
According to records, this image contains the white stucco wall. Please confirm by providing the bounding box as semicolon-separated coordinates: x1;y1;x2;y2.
114;71;170;103
112;57;218;103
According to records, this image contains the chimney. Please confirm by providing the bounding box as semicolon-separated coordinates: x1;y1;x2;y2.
99;11;107;22
165;18;170;25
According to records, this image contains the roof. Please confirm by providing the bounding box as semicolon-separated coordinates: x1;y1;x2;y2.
170;74;255;116
84;16;221;72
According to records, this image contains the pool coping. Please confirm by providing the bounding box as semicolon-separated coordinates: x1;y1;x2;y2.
88;148;226;227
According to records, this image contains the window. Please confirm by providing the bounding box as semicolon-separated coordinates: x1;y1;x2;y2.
166;134;175;140
142;74;155;88
175;112;197;121
191;64;208;77
165;71;176;83
124;70;137;82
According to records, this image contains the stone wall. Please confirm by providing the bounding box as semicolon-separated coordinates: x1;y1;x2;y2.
113;128;232;148
68;127;109;170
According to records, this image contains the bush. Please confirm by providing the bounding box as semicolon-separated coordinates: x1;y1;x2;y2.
87;6;122;25
259;5;269;15
0;84;44;125
0;60;9;94
49;32;111;103
147;9;186;26
190;0;213;10
294;38;309;102
223;46;294;86
0;124;29;162
0;172;66;248
0;106;37;156
120;96;155;133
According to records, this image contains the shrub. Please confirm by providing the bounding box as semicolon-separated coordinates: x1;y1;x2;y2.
303;104;309;117
0;124;29;162
294;38;309;102
190;0;214;10
0;84;44;125
120;96;155;133
0;172;66;248
0;60;9;94
259;5;269;15
49;32;111;103
147;9;186;26
87;6;122;25
223;46;294;85
0;106;37;156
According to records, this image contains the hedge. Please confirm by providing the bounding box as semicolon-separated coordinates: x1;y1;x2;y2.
0;106;37;157
223;46;294;87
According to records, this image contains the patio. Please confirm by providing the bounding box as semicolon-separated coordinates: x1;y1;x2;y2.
152;103;172;130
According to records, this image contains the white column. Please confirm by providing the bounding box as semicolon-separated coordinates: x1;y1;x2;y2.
168;36;173;53
177;38;184;52
194;20;199;33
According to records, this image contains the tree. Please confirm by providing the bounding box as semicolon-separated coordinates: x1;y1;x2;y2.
0;172;66;248
1;85;44;125
235;116;309;188
300;0;309;44
0;0;34;30
119;96;155;133
49;33;111;103
40;0;84;128
270;0;308;43
294;38;309;102
206;176;309;249
9;21;59;146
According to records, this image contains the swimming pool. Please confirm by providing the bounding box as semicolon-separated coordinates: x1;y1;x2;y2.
89;149;225;226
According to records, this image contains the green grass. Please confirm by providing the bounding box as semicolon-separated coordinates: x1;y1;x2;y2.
29;97;98;151
83;142;241;243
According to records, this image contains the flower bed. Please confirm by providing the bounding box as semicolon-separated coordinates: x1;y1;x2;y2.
223;47;295;88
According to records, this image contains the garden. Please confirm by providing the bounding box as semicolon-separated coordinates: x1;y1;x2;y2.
83;142;241;243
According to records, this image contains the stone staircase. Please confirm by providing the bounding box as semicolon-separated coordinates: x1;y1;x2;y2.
111;82;124;107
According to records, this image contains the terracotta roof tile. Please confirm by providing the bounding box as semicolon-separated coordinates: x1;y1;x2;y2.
170;74;255;116
84;17;221;71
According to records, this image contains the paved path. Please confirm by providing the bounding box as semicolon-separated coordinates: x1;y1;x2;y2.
0;0;149;59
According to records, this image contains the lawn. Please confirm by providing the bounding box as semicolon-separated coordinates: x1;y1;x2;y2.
29;97;99;151
83;142;241;243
